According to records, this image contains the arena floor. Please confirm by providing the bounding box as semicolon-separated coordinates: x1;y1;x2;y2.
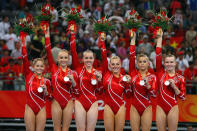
0;119;196;131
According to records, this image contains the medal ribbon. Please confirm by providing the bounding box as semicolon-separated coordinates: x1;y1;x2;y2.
59;66;69;80
34;74;44;89
89;67;96;80
138;71;148;81
165;71;169;82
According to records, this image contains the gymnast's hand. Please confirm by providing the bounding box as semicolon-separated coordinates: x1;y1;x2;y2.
168;79;176;89
69;24;76;34
67;74;77;87
94;71;102;82
100;32;106;42
41;85;48;96
144;77;151;89
40;23;50;37
123;75;131;83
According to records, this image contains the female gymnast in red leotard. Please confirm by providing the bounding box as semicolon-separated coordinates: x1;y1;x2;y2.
21;33;52;131
41;23;78;131
99;32;131;131
129;32;156;131
156;30;186;131
69;25;102;131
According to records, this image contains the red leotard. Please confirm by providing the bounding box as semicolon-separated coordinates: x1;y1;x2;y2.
129;45;156;116
70;34;100;112
156;47;186;114
45;37;78;109
100;40;130;115
22;45;51;115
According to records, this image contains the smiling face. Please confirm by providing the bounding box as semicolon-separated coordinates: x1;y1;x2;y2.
33;59;45;75
58;50;69;68
164;55;176;72
83;50;94;68
110;56;121;74
137;55;149;71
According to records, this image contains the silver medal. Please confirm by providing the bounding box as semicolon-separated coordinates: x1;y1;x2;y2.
164;81;170;86
139;80;145;86
91;79;97;85
64;76;69;82
122;76;127;82
37;87;43;93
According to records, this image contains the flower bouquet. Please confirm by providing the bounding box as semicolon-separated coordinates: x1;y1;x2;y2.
123;9;142;37
62;6;83;34
150;9;172;38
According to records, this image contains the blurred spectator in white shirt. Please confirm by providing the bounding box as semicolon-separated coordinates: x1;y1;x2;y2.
122;56;129;73
0;16;10;38
185;25;196;44
138;35;153;56
150;50;156;69
11;42;22;59
3;27;18;51
176;51;189;74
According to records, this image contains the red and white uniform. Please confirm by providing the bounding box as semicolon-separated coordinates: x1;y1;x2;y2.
45;37;78;109
156;47;186;114
22;45;51;115
70;34;100;112
129;45;156;116
100;40;130;114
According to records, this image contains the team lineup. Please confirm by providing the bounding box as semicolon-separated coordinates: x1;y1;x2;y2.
21;22;186;131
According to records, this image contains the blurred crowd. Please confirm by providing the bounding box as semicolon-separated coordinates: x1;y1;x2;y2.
0;0;197;93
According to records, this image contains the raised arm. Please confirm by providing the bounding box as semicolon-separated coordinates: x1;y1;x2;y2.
70;32;80;70
129;30;136;75
41;23;56;73
21;33;31;77
99;32;108;74
156;31;163;72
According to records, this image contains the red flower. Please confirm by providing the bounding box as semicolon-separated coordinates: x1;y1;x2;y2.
26;16;31;23
50;7;53;11
108;23;111;26
46;10;50;15
126;18;128;22
166;17;169;21
130;11;133;15
20;24;25;28
133;10;136;13
77;5;81;10
153;18;156;22
132;28;137;32
101;17;105;20
72;8;75;11
137;15;141;20
161;11;166;16
157;16;161;20
41;8;45;13
155;26;160;30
